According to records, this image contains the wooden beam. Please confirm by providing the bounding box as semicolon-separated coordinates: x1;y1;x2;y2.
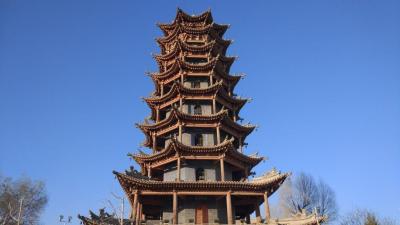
177;191;227;196
141;191;173;195
139;191;264;196
231;192;264;196
226;191;233;225
182;155;219;160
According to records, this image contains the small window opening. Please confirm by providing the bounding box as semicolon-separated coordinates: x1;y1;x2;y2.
194;104;202;115
196;168;205;181
194;134;203;146
186;57;208;65
191;80;201;88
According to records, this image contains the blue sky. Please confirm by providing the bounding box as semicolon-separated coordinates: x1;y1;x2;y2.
1;0;399;224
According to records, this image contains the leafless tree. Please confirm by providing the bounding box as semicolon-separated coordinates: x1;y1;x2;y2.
277;172;338;222
340;209;398;225
0;175;48;225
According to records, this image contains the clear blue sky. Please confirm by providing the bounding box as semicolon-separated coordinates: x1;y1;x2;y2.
1;1;399;224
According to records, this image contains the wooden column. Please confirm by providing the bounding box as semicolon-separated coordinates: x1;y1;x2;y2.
220;157;225;181
255;203;261;223
226;191;233;225
160;84;164;96
264;192;271;222
179;98;183;110
178;123;183;142
156;108;160;122
177;157;181;181
147;165;151;178
152;134;156;153
135;202;141;225
212;98;216;113
216;125;221;144
139;203;143;222
172;191;178;224
233;110;237;122
209;74;213;85
131;191;138;223
239;137;243;153
244;167;249;181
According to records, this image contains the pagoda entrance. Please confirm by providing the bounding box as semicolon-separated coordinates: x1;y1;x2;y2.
195;204;208;224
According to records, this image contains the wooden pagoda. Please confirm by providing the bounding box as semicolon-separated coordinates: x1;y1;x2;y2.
79;9;326;225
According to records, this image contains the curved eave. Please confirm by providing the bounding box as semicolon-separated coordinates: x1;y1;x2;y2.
114;170;289;193
217;88;248;111
157;23;228;45
131;137;233;163
138;106;253;141
149;60;180;80
132;137;263;167
150;56;235;83
136;109;229;148
153;40;218;63
144;81;223;106
222;116;256;137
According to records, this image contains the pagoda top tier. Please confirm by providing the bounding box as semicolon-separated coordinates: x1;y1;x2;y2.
157;8;229;36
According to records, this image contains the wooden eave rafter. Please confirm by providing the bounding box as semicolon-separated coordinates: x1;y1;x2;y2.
113;169;289;193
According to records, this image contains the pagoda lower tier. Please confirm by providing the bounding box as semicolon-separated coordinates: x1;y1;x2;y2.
113;169;289;225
